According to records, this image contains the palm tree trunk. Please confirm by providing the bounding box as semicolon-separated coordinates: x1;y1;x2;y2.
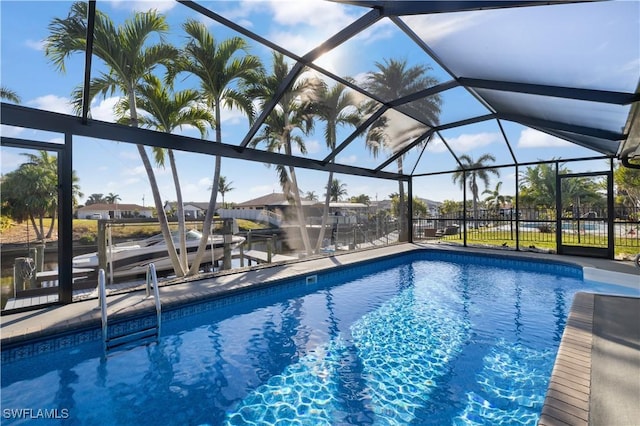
314;170;334;253
137;145;186;277
29;215;44;241
188;101;222;275
45;208;56;239
188;154;220;275
128;90;185;276
288;164;313;255
397;157;407;242
168;149;188;271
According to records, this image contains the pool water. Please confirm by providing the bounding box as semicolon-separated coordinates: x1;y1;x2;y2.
1;254;629;425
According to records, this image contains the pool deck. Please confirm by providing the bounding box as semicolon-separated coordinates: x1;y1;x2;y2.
1;243;639;424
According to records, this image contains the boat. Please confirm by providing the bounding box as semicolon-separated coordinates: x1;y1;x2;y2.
72;229;245;280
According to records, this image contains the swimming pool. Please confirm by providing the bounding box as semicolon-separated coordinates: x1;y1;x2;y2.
1;251;636;425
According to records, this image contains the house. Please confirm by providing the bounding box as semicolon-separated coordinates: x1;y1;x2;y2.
163;201;209;219
76;203;153;219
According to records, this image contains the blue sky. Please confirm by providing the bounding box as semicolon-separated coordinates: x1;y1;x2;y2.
1;0;636;206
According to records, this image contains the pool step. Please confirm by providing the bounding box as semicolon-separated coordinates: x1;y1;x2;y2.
105;324;159;352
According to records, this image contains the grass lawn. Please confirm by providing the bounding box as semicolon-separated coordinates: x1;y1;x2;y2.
434;229;639;259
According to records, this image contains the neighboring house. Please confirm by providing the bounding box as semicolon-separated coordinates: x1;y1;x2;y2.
228;192;322;226
76;203;153;219
235;193;320;215
163;201;209;219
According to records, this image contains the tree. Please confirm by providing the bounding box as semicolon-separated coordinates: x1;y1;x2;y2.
519;163;558;208
412;197;428;217
45;2;186;275
247;52;321;255
313;81;360;252
104;193;121;204
438;199;463;217
218;176;234;208
363;58;442;241
614;162;640;209
482;181;512;213
350;194;371;205
86;193;106;205
305;191;319;202
117;73;213;271
1;151;82;240
326;178;348;202
1;87;21;103
177;19;262;274
451;154;500;220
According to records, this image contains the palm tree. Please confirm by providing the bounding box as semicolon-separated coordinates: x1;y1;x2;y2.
1;151;82;240
116;73;213;271
313;82;360;252
327;178;348;202
247;52;322;255
519;162;560;208
305;191;319;202
104;193;121;204
176;19;262;274
363;58;441;241
482;181;512;213
218;176;234;208
86;193;106;205
45;2;185;275
451;154;500;220
1;87;21;103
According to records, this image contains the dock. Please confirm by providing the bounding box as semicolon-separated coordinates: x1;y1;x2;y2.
243;250;297;265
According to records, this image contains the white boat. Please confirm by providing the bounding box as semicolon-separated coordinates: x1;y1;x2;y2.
72;229;245;280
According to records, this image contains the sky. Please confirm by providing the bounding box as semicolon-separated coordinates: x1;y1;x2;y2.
1;0;637;207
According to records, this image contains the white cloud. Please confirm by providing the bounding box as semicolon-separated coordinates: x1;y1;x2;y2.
89;97;120;122
25;39;45;51
403;11;485;44
337;154;358;164
221;105;249;126
427;132;500;153
107;0;176;13
0;124;25;139
295;139;321;155
517;128;572;148
28;94;74;115
353;19;396;46
267;0;353;31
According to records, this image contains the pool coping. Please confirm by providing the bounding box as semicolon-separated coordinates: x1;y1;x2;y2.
539;292;594;426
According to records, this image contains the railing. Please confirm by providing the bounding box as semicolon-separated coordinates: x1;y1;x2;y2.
412;207;639;255
145;263;162;337
99;263;162;353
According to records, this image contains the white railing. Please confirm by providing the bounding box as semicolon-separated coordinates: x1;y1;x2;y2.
218;208;283;227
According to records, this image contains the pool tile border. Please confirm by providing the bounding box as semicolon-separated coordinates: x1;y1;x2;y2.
538;292;594;426
1;248;587;364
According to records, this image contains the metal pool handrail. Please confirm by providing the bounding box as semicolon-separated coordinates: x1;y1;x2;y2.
145;263;162;337
98;264;162;353
98;269;108;353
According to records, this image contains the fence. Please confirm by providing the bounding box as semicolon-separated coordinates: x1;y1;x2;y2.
412;207;639;257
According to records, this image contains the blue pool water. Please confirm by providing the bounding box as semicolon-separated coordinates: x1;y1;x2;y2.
1;252;635;425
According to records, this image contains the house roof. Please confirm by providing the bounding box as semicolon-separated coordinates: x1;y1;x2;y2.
77;203;149;211
236;193;319;207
